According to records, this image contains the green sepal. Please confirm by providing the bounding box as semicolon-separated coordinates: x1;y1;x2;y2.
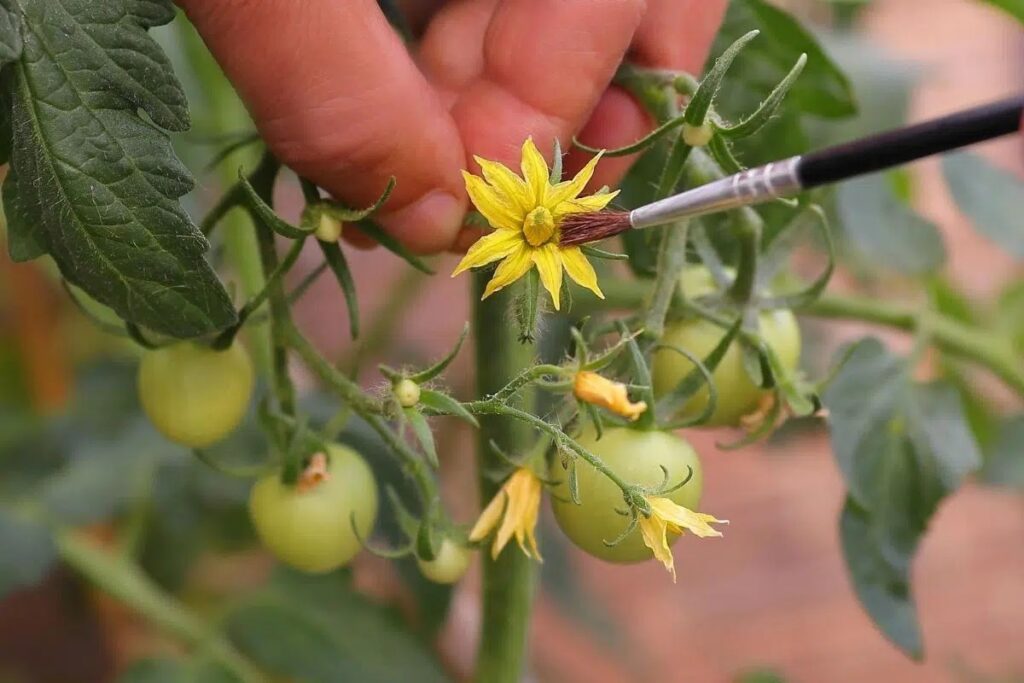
402;406;438;468
410;323;469;383
684;30;760;127
419;389;479;428
318;240;360;340
238;169;308;239
354;219;434;274
717;54;807;140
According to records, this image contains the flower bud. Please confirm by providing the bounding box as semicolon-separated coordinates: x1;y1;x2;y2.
681;122;714;148
315;213;342;242
394;378;421;407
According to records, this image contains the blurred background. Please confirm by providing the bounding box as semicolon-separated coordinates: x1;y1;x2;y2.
1;1;1022;682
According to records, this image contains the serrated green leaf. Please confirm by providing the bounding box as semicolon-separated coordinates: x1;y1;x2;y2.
0;506;56;599
839;498;923;659
979;416;1024;488
419;389;478;428
118;657;242;683
226;569;449;683
943;151;1024;258
0;1;22;68
3;0;236;338
824;338;981;657
836;174;945;275
714;0;855;119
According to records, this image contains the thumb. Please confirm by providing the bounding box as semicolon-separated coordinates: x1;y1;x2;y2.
178;0;467;253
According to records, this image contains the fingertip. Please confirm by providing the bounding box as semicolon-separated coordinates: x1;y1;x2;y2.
377;190;468;254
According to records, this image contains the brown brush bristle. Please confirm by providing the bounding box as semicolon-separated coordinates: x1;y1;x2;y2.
558;210;631;247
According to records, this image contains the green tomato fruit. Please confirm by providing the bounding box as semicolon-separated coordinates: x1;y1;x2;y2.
138;341;254;448
249;443;379;573
416;537;472;584
551;427;702;563
652;267;801;427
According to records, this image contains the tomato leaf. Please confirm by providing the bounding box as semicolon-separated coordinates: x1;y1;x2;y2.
943;151;1024;258
226;569;448;683
0;506;56;599
2;0;236;338
0;1;22;68
714;0;855;119
836;174;946;275
978;416;1024;489
824;338;981;658
118;657;242;683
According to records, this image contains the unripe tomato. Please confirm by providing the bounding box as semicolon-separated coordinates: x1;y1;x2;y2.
652;267;801;427
551;427;703;563
416;536;472;584
138;341;254;448
249;443;378;573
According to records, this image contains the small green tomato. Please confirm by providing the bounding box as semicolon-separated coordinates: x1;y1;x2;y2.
138;341;254;448
652;267;801;427
249;443;379;573
551;427;703;563
416;536;472;584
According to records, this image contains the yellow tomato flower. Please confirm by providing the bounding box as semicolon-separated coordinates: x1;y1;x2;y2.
573;371;647;421
638;496;727;582
452;137;618;310
469;467;543;561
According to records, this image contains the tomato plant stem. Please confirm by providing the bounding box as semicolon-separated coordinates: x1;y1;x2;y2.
472;273;537;683
55;530;264;682
594;279;1024;398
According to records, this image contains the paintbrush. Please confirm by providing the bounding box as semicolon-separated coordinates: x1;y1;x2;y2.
559;95;1024;247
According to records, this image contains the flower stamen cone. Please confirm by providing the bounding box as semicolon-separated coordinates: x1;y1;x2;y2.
296;452;331;494
638;496;727;582
468;467;543;561
573;371;647;421
452;137;617;310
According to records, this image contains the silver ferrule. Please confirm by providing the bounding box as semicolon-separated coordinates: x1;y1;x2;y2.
629;155;803;230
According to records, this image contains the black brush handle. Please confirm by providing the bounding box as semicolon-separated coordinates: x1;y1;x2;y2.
797;95;1024;189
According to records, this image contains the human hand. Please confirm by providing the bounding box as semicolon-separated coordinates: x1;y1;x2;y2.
178;0;727;254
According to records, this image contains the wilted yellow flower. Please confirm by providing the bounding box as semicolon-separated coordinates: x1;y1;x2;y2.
469;467;543;560
452;138;618;310
638;496;727;582
573;371;647;421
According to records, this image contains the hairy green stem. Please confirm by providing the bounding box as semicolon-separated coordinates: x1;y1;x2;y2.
595;278;1024;398
472;273;537;683
56;530;263;682
248;156;297;416
283;322;438;503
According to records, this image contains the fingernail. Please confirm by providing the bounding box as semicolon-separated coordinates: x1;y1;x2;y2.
379;191;465;254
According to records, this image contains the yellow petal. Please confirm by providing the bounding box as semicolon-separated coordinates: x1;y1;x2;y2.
492;470;533;560
573;371;646;421
532;243;564;310
546;152;602;208
516;473;543;561
553;189;620;220
469;487;508;543
452;229;523;277
559;246;604;300
520;137;551;207
639;513;676;582
648;497;728;539
482;244;534;299
475;156;531;215
463;171;523;232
